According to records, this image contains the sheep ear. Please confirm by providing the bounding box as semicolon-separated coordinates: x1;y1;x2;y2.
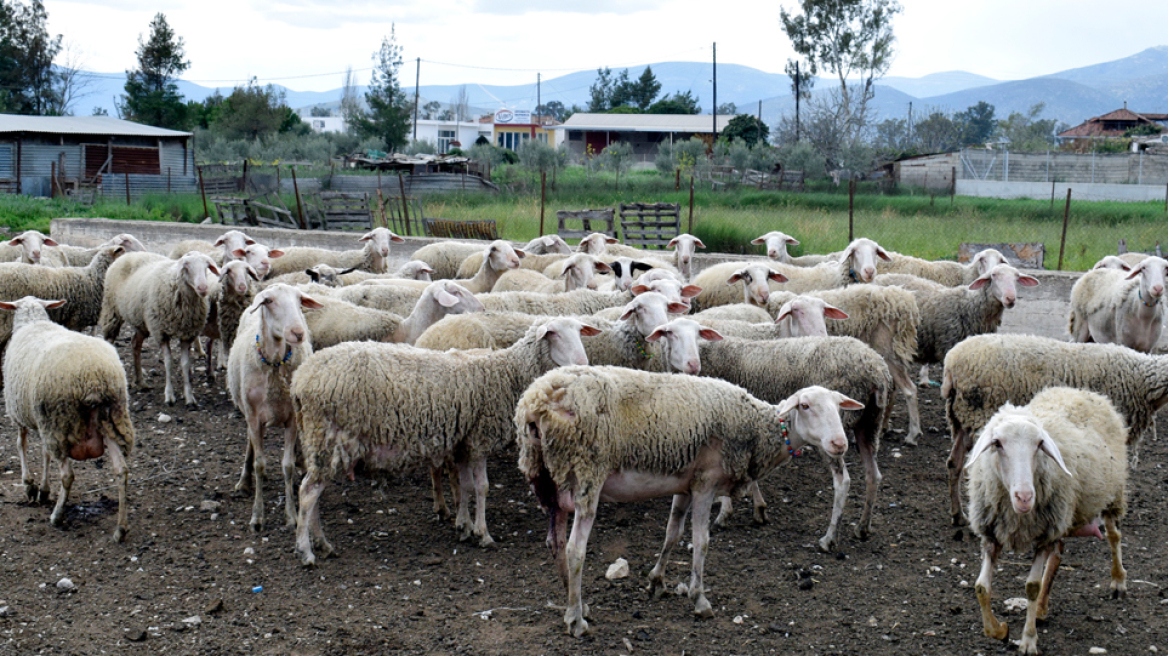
306;269;321;282
776;394;800;417
244;236;257;245
605;237;619;244
968;273;991;290
579;323;602;337
245;296;266;314
785;236;800;246
698;326;724;341
7;236;22;245
775;304;793;323
876;246;893;262
694;238;705;249
645;327;667;343
668;237;680;248
434;288;460;308
834;391;864;411
42;299;66;309
534;324;551;341
246;265;260;281
232;248;247;258
268;249;285;258
514;248;527;259
767;271;788;283
389;232;406;243
340;267;358;275
359;232;374;242
1017;274;1039;287
750;237;766;245
0;300;16;310
594;262;612;274
630;284;650;296
42;237;59;247
666;302;690;314
213;236;227;247
680;284;702;298
1125;266;1142;280
619;305;636;321
727;271;746;285
824;304;849;320
1038;431;1073;476
207;263;220;276
632;262;653;273
300;294;324;310
964;428;997;469
556;264;573;279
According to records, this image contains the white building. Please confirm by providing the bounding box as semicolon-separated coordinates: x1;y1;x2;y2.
411;119;493;154
305;116;347;133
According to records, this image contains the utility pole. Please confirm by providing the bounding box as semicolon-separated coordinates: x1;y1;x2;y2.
794;61;801;142
907;101;913;147
537;73;541;128
413;57;420;142
712;42;718;142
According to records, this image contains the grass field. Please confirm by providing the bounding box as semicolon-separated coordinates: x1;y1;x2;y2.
2;166;1165;271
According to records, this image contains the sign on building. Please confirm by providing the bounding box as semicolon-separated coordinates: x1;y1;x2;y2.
495;109;532;125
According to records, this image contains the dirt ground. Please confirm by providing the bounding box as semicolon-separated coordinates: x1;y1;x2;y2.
2;336;1167;656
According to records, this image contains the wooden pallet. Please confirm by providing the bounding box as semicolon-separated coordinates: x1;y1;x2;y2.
619;202;680;249
311;191;374;230
422;218;498;240
556;208;615;242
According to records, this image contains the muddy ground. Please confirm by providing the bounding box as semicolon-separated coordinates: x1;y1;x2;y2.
1;336;1166;656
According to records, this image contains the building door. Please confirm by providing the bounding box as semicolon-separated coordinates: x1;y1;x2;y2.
585;132;608;155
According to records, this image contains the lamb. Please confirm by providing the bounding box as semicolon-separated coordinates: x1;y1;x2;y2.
292;317;601;565
516;368;862;634
99;251;220;407
752;230;843;267
965;387;1127;655
492;254;611;293
227;284;324;531
457;249;565;280
1;230;66;266
306;280;484;349
392;260;435;281
167;230;257;265
691;336;891;550
413;241;492;279
203;260;260;378
941;334;1168;525
230;243;284;279
453;240;526;293
524;234;572;255
667;233;705;281
873;264;1039;388
476;288;632;315
0;242;129;351
266;228;405;277
1;296;135;542
876;248;1007;286
1069;255;1168;353
1093;255;1132;271
55;233;145;267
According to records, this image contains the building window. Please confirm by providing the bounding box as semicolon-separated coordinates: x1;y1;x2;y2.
438;129;456;153
497;131;529;151
569;131;582;141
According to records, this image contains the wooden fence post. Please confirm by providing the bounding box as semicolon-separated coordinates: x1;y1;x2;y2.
397;173;410;237
675;168;680;191
539;171;547;237
50;161;57;199
198;166;209;220
950;166;956;205
687;175;695;234
125;172;131;205
291;167;307;230
848;178;856;242
1058;188;1072;271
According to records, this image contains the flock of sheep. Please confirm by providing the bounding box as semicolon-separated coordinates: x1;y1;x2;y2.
1;222;1163;652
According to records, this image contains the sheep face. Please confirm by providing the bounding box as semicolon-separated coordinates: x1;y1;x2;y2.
427;280;485;314
359;227;406;259
397;260;435;281
9;231;58;264
608;257;654;291
305;264;357;287
965;413;1072;515
214;230;256;262
109;233;146;254
667;234;705;275
234;244;284;280
484;241;524;272
535;317;601;367
247;284;324;355
221;260;260;296
0;296;66;325
576;232;618;255
840;238;892;282
970;248;1008;277
968;264;1040;309
619;291;690;338
752;231;799;261
631;279;701;308
646;318;723;375
775;296;849;337
178;252;220;297
558;254;609;291
727;264;787;306
776;386;862;458
1127;255;1168;304
526;235;571;255
1093;255;1132;272
635;269;681;286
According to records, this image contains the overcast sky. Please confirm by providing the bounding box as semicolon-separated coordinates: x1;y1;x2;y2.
45;0;1168;94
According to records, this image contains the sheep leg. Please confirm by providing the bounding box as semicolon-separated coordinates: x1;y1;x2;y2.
39;442;52;505
918;364;931;387
947;425;969;526
855;424;882;541
203;336;216;385
235;437;255;493
889;360;921;444
713;494;734;527
819;455;851;553
17;426;39;503
179;339;197;408
748;481;767;525
468;458;495;547
295;472;332;566
1104;513;1127;599
687;489;716;619
1020;544;1054;655
130;331;148;390
1035;540;1064;619
429;466;453;521
648;494;691;599
49;457;74;527
974;539;1008;641
281;422;298;528
246;410;266;532
161;339;176;406
104;436;130;543
564;492;600;638
454;461;475;542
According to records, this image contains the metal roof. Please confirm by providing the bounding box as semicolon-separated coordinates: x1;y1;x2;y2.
557;113;734;133
0;114;192;138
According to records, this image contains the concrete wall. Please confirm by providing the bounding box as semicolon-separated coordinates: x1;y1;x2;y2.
957;179;1168;203
50;217;1166;348
959;149;1168;185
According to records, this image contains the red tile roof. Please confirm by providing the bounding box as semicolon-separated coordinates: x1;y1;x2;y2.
1057;107;1168;138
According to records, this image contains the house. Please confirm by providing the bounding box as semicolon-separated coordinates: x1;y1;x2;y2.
556;113;734;161
1056;106;1168;145
490;109;560;151
305;116;347;134
412;119;493;154
0;114;195;198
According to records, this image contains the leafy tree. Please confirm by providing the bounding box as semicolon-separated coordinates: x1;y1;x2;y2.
955;101;995;146
997;103;1061;151
340;65;363;132
913;111;960;152
352;27;412;152
0;0;62;115
119;13;189;129
781;0;902;147
627;66;661;111
536;100;566;122
310;105;333;117
91;106;107;116
716;102;737;115
587;67;614;112
212;80;293;141
601;141;634;190
608;69;634;108
778;140;826;178
648;91;700;115
420;100;441;120
720;114;769;147
606;106;641;114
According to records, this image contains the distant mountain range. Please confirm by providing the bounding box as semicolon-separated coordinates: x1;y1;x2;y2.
78;45;1168;130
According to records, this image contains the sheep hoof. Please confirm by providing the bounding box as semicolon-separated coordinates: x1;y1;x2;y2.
984;621;1008;641
185;401;200;411
647;579;666;600
752;507;768;525
478;534;497;548
165;397;176;407
23;483;38;503
112;526;128;543
566;616;589;638
249;519;263;533
854;524;871;541
951;513;968;527
818;536;835;553
713;511;731;528
299;551;316;568
693;595;714;618
1111;585;1127;600
50;510;64;527
36;487;50;504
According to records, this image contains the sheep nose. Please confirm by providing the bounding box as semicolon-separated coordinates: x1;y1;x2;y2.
290;328;305;343
1003;296;1016;308
768;250;778;258
1013;490;1034;513
830;437;848;455
1153;285;1164;297
757;290;769;303
862;266;875;281
380;247;390;257
196;284;209;296
574;355;588;366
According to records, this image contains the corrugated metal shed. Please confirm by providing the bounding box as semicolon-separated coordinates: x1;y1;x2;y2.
557;113;734;133
0;114;191;138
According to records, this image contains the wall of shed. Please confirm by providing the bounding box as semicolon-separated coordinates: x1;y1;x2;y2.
0;134;194;198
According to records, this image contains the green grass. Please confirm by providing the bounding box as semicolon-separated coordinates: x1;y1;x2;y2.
2;166;1165;271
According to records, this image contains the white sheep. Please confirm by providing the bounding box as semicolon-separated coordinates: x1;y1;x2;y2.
305;280;483;349
292;317;601;565
590;256;678;292
516;367;861;634
99;251;220;407
692;335;892;550
392;260;435;281
476;288;632;315
454;240;526;293
524;234;572;255
1;230;66;266
575;232;647;257
265;263;357;288
1069;255;1168;353
413;241;493;279
1092;255;1132;271
492;253;611;293
167;230;257;266
667;233;705;281
227;284;324;531
230;243;284;280
876;248;1007;286
965;387;1127;655
942;334;1168;525
202;260;260;379
266;228;405;278
1;296;135;541
56;233;146;267
335;282;426;316
456;249;566;280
